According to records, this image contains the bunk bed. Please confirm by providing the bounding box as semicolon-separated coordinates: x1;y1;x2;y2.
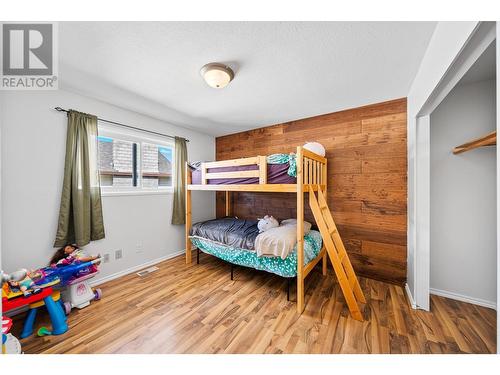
185;146;366;320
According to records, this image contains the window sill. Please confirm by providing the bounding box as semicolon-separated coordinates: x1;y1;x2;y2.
101;189;174;197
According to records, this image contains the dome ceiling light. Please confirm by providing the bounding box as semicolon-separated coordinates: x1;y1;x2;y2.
200;63;234;89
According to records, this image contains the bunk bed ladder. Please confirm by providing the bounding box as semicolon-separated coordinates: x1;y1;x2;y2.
308;186;366;321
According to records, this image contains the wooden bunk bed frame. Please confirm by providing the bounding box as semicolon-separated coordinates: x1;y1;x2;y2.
185;146;366;320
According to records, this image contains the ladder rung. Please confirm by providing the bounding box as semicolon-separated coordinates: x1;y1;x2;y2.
329;228;337;236
330;251;344;266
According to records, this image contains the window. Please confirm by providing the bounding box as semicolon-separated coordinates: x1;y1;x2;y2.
98;136;137;188
141;143;173;188
97;124;175;194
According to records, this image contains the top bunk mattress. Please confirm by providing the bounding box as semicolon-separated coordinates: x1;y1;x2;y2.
190;153;297;185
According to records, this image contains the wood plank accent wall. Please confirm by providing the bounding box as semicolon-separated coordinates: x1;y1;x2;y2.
215;98;407;284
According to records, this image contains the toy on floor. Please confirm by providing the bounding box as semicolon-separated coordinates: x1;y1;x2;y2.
19;288;68;339
48;244;102;314
50;259;102;313
50;244;100;267
2;276;68;339
1;269;28;284
37;326;52;337
2;269;26;347
2;265;73;339
3;268;59;300
7;269;48;297
2;316;21;354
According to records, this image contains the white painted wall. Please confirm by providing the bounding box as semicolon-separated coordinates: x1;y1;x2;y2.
0;89;215;283
407;21;480;309
496;25;500;353
430;79;497;308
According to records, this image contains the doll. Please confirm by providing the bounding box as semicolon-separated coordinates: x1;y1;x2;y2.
8;270;44;297
50;244;100;267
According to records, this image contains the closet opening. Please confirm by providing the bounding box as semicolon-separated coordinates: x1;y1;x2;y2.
429;40;497;309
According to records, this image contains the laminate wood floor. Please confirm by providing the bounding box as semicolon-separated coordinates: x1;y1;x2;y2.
12;253;496;354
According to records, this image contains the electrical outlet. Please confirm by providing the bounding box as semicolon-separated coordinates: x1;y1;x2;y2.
135;243;143;253
103;253;110;263
115;249;123;260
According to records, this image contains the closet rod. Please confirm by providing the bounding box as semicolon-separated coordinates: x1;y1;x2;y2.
453;130;495;154
54;107;189;142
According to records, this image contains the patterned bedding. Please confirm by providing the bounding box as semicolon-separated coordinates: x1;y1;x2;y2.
190;230;323;278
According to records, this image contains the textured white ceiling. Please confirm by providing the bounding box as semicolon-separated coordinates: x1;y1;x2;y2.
59;22;437;136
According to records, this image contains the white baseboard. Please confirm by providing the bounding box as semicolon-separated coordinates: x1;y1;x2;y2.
5;250;186;317
90;249;184;287
430;288;497;310
405;283;417;309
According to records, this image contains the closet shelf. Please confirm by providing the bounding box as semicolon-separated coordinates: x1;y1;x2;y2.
453;131;496;154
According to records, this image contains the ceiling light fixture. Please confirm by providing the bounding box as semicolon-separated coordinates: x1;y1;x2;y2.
200;63;234;89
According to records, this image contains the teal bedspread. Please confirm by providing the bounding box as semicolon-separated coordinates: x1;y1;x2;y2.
190;230;323;278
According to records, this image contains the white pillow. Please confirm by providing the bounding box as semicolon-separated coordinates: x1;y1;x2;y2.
303;142;326;157
280;219;312;234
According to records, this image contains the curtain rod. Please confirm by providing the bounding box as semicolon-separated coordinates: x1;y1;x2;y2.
54;107;189;143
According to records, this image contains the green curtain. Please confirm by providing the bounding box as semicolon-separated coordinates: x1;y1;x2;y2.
54;110;105;247
172;136;187;225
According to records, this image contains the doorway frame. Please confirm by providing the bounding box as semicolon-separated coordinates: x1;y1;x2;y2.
410;22;496;311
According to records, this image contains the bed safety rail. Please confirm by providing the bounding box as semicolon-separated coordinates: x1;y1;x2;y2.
200;156;267;184
298;147;328;186
193;146;327;187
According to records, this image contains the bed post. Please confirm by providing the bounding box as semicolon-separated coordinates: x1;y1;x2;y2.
258;155;267;184
185;162;192;264
296;146;305;314
322;158;328;276
225;191;231;216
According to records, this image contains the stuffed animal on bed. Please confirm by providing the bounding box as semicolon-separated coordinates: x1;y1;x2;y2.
257;215;279;233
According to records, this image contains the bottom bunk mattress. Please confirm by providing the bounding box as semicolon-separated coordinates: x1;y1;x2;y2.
190;230;323;278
